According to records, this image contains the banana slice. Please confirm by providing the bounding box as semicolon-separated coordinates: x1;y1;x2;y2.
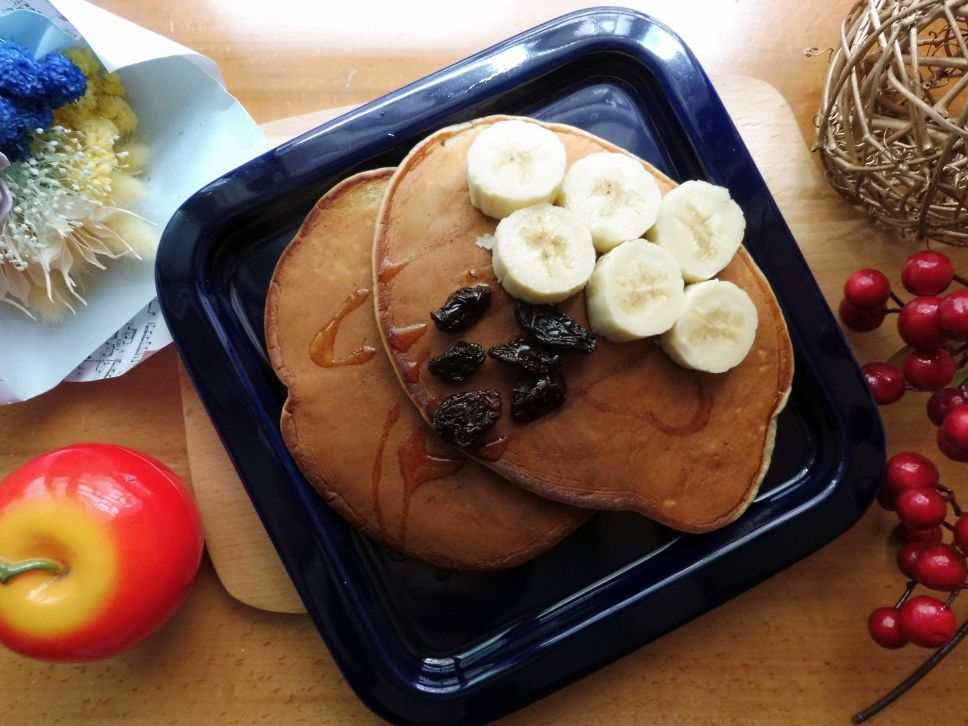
491;203;596;304
466;119;567;219
558;151;662;253
646;180;746;283
660;279;758;373
586;239;684;342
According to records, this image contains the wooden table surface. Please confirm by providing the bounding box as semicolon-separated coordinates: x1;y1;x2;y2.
4;1;967;724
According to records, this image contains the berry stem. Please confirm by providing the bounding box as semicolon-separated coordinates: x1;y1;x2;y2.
954;273;968;288
890;291;907;307
853;615;968;723
938;484;964;517
894;581;917;609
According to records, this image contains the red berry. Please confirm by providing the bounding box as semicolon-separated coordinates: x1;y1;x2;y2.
895;486;948;529
954;515;968;553
913;543;968;591
896;523;945;544
885;452;941;492
938;405;968;462
881;450;939;509
928;388;968;426
897;541;926;578
863;362;906;405
938;427;968;463
868;607;908;649
845;269;892;309
938;290;968;341
902;251;954;296
899;595;958;647
897;296;945;350
839;299;887;332
904;349;956;390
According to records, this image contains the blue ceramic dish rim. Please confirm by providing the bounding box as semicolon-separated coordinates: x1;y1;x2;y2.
156;7;886;725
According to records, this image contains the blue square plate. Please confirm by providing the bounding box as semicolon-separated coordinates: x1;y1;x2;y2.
156;8;885;725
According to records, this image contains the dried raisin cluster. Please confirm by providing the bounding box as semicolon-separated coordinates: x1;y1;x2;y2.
427;286;598;448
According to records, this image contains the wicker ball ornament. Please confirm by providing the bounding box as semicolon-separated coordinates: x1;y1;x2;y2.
816;0;968;244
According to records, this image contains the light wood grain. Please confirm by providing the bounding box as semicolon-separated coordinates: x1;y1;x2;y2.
4;1;968;724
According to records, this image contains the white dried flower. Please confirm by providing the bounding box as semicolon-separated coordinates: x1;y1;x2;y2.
0;126;144;318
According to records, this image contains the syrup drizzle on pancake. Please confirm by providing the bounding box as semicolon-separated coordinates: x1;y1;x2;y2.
377;258;410;283
401;344;434;384
371;403;402;533
310;288;378;367
388;322;428;352
396;430;464;543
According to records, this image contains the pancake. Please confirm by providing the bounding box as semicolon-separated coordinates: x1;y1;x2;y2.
265;169;588;570
373;117;795;533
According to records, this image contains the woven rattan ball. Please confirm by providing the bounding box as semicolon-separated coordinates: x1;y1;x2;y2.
816;0;968;244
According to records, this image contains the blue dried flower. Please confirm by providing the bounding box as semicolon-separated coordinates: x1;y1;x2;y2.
0;40;88;162
15;99;53;135
0;39;43;99
0;96;28;161
0;96;16;143
0;96;53;163
37;52;87;107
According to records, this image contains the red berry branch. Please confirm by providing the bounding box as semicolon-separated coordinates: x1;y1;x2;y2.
842;251;968;460
840;250;968;721
854;452;968;722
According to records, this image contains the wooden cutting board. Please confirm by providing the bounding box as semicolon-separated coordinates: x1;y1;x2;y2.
178;74;920;613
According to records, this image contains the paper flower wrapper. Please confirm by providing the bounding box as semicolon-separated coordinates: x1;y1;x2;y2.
0;0;268;402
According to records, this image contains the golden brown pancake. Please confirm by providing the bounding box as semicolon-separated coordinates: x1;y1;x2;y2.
373;117;794;533
265;169;588;569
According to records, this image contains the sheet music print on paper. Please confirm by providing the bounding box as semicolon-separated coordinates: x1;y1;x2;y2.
0;0;78;36
66;301;173;382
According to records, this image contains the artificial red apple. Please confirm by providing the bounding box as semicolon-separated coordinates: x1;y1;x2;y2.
0;443;204;661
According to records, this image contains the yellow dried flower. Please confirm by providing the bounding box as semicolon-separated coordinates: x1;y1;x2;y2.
118;142;150;173
100;73;125;96
63;48;99;78
78;116;117;146
97;95;137;134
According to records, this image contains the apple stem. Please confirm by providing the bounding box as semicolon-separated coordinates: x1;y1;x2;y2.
0;557;65;584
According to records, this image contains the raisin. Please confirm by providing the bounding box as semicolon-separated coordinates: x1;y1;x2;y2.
511;371;567;422
515;301;597;354
489;338;561;373
433;389;502;448
428;342;486;383
430;285;492;332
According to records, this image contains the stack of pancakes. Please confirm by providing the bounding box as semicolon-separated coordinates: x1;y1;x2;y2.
265;116;794;570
